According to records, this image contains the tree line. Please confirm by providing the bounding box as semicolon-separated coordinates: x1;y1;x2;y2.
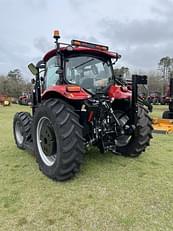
0;69;32;98
114;56;173;95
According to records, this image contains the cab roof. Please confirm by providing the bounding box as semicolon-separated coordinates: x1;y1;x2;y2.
43;47;121;62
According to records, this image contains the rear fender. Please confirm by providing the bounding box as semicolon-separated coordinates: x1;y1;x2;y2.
108;84;131;100
42;85;91;101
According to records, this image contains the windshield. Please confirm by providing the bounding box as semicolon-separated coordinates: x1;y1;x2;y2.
65;56;112;93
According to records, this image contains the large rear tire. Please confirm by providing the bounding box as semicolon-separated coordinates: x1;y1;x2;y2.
116;106;153;157
13;112;32;149
33;98;84;181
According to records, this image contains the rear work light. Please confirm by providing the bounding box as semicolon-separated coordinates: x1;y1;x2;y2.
71;40;109;51
66;85;81;92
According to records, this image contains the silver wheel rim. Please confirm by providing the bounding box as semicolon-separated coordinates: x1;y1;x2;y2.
37;117;57;166
15;121;24;145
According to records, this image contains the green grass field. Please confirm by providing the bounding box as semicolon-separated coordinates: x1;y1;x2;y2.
151;105;168;118
0;104;173;231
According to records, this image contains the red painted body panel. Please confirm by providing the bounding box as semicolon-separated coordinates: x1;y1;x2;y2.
42;85;91;100
43;47;119;62
108;84;131;99
42;84;131;101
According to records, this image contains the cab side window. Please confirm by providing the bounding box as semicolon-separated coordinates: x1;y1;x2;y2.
45;56;60;88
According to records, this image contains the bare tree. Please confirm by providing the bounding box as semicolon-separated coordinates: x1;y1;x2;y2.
0;69;32;97
158;56;173;80
114;66;130;79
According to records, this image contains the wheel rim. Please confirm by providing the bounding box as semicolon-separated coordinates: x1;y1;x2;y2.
115;111;132;147
37;117;57;166
15;121;24;145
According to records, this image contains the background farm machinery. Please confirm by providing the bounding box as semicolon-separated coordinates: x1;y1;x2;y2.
0;95;11;106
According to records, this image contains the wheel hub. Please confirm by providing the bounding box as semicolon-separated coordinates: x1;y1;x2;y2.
15;121;24;145
114;111;132;147
37;117;57;166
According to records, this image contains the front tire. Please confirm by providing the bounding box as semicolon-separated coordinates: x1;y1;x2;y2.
13;112;32;149
116;106;153;157
33;99;84;181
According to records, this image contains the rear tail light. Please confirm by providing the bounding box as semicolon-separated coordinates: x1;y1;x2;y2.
66;85;81;92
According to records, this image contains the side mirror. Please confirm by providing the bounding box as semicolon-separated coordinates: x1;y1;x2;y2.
28;63;38;76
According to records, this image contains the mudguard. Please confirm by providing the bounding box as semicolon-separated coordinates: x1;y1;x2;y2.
42;85;91;100
107;84;131;100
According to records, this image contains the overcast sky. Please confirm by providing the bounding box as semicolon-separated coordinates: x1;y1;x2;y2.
0;0;173;78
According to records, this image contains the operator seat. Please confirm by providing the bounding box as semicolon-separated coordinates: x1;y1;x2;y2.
80;78;94;91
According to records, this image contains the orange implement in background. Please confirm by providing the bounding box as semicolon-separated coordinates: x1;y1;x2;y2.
152;117;173;134
0;95;11;106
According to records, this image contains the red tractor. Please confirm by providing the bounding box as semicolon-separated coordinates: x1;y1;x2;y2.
147;92;161;105
18;92;32;105
160;85;171;105
13;31;152;181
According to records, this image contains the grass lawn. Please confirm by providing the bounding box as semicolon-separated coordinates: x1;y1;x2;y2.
151;105;168;118
0;104;173;231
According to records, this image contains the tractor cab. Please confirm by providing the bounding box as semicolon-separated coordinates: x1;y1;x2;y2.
41;34;120;96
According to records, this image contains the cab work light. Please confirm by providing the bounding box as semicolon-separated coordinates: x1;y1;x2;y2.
71;40;109;51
